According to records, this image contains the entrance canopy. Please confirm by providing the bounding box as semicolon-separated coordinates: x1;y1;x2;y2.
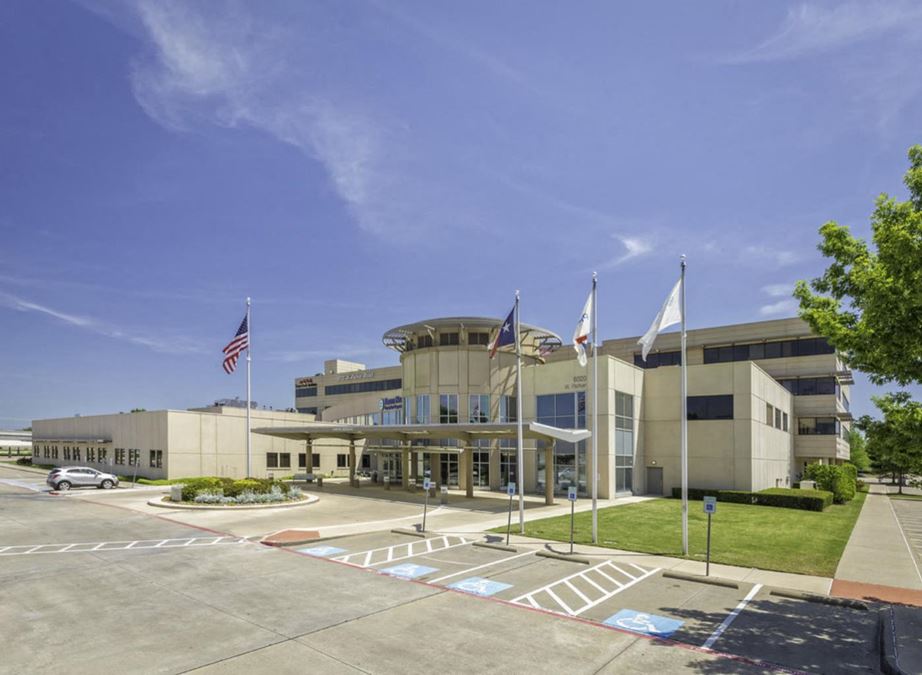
253;422;590;448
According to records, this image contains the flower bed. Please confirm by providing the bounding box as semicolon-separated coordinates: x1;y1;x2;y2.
174;477;304;505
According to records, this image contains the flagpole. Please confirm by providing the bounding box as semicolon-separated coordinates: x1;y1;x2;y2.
515;290;525;533
246;297;252;479
591;272;599;544
679;257;688;556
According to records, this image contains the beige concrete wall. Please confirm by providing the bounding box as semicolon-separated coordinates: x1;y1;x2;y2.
639;362;793;495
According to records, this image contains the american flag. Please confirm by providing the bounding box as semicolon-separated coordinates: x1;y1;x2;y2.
222;314;249;374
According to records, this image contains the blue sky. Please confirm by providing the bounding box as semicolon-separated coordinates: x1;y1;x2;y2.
2;0;921;427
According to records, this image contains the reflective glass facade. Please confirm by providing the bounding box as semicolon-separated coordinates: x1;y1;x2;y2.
536;391;587;496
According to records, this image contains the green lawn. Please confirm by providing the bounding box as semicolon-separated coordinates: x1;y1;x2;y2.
499;491;867;577
890;493;922;501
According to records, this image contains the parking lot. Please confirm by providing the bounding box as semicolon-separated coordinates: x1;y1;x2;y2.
0;463;887;673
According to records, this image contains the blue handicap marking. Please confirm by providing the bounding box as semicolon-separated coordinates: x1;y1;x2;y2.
380;563;438;579
298;545;346;557
603;609;684;639
447;576;513;597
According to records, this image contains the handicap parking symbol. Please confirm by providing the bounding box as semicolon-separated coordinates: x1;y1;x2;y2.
380;563;438;579
603;609;684;639
298;545;346;557
447;576;513;597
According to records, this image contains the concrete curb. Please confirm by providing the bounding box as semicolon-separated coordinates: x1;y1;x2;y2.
536;550;591;565
662;571;739;589
473;541;518;553
390;528;426;538
879;606;908;675
146;495;319;510
770;589;868;610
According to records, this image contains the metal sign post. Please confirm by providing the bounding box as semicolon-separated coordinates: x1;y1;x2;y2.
505;482;516;546
568;486;578;554
422;477;432;532
703;497;717;576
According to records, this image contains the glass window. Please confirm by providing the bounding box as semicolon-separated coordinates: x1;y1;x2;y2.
312;454;320;468
439;332;459;346
417;334;433;348
635;350;681;369
749;343;765;360
266;453;279;468
766;402;773;425
469;332;490;346
536;395;556;419
416;395;430;424
499;395;517;423
774;408;782;429
469;394;489;423
336;454;348;468
295;386;317;398
687;395;733;420
764;341;782;358
87;448;95;462
782;412;789;432
439;394;458;424
279;453;291;469
797;417;839;435
733;344;750;361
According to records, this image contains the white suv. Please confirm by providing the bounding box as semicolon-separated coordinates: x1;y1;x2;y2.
46;467;119;491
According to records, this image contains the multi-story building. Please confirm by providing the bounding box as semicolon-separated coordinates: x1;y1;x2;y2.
271;315;849;499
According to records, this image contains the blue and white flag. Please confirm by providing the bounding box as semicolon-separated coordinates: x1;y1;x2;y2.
490;305;517;358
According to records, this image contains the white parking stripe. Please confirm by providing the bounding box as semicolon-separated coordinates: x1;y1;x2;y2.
429;549;535;584
0;536;244;556
701;583;763;650
512;561;660;616
333;535;471;568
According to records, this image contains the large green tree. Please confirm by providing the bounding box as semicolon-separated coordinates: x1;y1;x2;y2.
858;392;922;494
795;145;922;385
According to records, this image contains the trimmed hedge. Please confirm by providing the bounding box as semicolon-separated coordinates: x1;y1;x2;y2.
671;487;832;511
756;488;832;512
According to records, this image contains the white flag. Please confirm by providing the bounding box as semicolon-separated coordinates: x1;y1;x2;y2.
638;277;682;361
572;289;593;367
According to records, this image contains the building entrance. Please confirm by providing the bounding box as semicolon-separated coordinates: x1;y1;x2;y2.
646;467;663;496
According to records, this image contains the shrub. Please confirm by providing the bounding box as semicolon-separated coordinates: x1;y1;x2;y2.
719;490;756;504
671;488;720;500
181;477;229;501
756;488;832;511
857;480;869;493
16;457;32;465
804;463;854;504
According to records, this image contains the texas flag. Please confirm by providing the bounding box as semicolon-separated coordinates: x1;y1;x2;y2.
573;290;593;367
490;305;517;358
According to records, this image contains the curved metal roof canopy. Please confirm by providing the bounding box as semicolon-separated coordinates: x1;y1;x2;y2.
381;316;562;361
253;422;590;447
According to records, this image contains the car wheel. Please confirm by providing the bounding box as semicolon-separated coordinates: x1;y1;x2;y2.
56;481;71;491
101;479;114;489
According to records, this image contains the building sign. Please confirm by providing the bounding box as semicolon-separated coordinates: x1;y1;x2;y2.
380;396;403;411
565;375;588;391
295;377;316;387
338;371;375;382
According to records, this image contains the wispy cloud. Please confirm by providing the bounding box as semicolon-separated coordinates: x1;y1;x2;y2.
600;234;653;269
727;2;922;64
0;291;205;355
742;245;802;267
758;282;798;317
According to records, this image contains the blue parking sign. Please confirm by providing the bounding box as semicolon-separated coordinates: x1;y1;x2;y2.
604;609;684;638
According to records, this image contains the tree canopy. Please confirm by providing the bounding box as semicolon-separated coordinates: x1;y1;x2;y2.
858;391;922;493
795;145;922;385
846;429;870;473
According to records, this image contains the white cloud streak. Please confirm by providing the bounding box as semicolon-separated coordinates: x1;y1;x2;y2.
0;291;205;355
758;282;798;316
727;2;922;63
601;234;653;269
742;245;802;267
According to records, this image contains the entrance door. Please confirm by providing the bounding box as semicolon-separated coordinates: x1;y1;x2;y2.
646;467;663;496
440;455;459;486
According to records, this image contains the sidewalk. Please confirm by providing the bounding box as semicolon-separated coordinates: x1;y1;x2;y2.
832;483;922;606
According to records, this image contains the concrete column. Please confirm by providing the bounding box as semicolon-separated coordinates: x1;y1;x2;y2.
489;444;501;490
402;445;411;489
465;449;474;498
545;441;555;506
348;439;356;487
306;438;313;476
411;450;419;481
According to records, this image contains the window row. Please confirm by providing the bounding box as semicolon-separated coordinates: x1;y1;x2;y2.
764;402;789;432
295;386;318;398
404;331;493;351
39;445;163;468
266;452;324;469
703;337;834;364
778;377;839;397
324;379;402;396
797;417;840;436
633;350;682;369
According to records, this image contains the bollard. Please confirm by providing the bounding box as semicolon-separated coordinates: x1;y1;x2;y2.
384;475;391;490
440;484;448;505
317;475;323;488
